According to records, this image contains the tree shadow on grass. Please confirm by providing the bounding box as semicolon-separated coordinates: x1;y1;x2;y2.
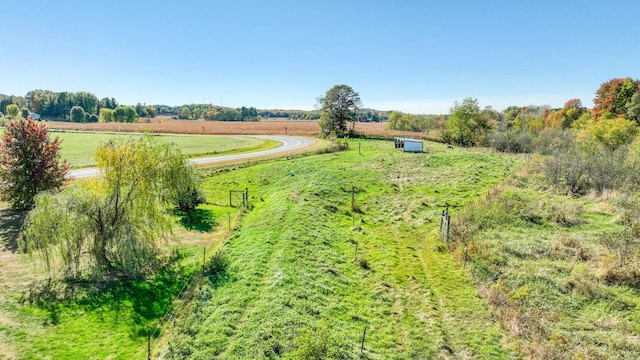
21;250;230;330
174;208;216;232
0;208;27;253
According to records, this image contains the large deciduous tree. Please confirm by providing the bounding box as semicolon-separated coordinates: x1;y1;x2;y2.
113;105;138;123
20;136;204;278
546;99;587;129
73;91;99;115
0;118;69;209
444;97;483;146
70;105;86;123
318;84;361;137
5;104;20;119
99;108;115;122
593;77;640;118
576;118;638;152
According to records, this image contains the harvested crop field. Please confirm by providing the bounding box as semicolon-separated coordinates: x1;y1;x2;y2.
44;117;438;140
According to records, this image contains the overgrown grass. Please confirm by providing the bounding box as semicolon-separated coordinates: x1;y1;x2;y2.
161;139;520;358
448;159;640;359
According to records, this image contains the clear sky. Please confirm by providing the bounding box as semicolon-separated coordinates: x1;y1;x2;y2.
2;0;639;114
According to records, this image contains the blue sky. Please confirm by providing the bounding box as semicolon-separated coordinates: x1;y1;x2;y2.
2;0;639;114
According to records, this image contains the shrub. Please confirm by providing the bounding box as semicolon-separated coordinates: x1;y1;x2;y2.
0;118;68;209
70;106;86;123
543;147;588;194
291;321;344;359
552;235;588;261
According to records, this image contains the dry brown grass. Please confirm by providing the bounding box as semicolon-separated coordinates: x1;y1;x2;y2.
44;117;434;139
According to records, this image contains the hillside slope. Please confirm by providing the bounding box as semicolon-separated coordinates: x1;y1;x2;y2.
161;140;520;359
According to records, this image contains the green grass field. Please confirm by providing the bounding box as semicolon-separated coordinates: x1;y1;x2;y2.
160;140;521;358
0;193;244;359
56;132;277;168
5;138;634;358
0;130;277;168
1;139;522;359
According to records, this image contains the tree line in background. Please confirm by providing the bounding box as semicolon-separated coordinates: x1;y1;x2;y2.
429;77;640;197
1;89;390;125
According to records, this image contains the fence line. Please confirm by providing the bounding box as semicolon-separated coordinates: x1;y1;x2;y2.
136;196;250;359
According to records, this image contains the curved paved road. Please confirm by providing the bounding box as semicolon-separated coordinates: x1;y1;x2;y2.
68;135;315;179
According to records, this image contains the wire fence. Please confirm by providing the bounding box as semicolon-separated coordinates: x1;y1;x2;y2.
134;193;249;359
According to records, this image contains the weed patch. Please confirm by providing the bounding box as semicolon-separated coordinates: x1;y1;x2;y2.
448;160;640;358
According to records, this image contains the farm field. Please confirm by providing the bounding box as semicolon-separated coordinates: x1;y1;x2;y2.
43;118;438;140
55;133;276;168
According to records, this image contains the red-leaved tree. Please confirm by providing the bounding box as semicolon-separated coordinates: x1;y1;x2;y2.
593;78;640;118
0;118;68;209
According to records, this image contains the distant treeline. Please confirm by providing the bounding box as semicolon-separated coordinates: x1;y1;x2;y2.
0;90;118;120
0;89;393;123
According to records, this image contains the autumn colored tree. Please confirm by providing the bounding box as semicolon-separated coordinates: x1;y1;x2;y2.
0;118;69;209
593;78;640;118
546;99;586;128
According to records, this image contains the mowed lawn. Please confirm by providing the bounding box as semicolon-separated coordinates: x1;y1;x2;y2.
56;132;276;168
0;129;276;168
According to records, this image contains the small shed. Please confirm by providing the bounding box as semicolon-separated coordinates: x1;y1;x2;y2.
394;138;423;153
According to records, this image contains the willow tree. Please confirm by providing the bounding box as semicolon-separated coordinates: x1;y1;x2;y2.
21;136;204;278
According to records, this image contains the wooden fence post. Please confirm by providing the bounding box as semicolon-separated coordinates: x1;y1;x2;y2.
360;324;367;354
351;186;355;210
202;247;206;274
147;328;151;360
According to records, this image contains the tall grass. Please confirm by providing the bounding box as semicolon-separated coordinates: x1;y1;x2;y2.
447;160;640;359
